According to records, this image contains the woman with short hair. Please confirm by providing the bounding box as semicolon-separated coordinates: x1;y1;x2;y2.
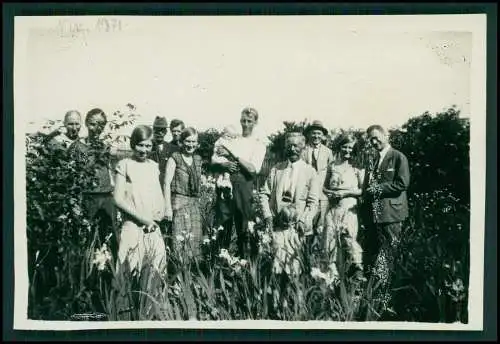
113;125;167;274
163;127;204;258
323;133;366;282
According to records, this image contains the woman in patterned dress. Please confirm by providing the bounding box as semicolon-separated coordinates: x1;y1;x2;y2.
323;134;366;281
163;127;204;258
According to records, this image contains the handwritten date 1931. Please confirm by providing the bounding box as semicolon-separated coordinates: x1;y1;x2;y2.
95;18;122;32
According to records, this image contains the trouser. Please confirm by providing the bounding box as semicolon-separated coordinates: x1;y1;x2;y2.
363;222;403;310
83;192;119;259
218;170;256;259
221;209;255;259
82;192;118;314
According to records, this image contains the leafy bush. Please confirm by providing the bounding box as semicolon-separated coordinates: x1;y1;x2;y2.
26;105;139;320
389;107;470;204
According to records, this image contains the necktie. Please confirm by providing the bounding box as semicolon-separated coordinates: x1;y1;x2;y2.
311;149;318;171
284;163;295;200
377;152;384;170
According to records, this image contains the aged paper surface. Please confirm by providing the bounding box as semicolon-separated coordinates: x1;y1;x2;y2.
14;14;486;330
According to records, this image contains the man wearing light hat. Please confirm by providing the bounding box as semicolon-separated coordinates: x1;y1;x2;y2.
301;120;334;251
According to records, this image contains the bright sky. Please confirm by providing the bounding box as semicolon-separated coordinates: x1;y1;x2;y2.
16;15;472;139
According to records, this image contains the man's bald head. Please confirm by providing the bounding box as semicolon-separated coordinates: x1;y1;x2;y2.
63;110;82;140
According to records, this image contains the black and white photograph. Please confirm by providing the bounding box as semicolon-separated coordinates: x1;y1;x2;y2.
13;13;487;330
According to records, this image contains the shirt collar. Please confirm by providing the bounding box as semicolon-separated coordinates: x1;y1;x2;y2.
287;159;301;168
379;144;391;159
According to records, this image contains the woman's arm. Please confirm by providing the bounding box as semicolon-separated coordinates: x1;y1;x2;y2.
334;168;365;198
113;163;154;226
163;157;176;221
322;164;334;198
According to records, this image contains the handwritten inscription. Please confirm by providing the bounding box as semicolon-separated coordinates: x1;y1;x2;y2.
42;17;123;38
95;18;122;33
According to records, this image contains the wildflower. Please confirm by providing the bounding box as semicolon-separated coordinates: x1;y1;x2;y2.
172;282;181;296
452;278;464;292
217;226;224;232
239;259;248;267
248;221;255;234
219;248;230;260
261;233;271;245
203;238;210;245
92;243;112;271
73;205;82;216
105;233;113;243
211;234;217;241
57;214;68;221
176;235;185;243
311;267;327;280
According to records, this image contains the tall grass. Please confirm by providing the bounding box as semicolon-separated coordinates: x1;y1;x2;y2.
26;108;470;322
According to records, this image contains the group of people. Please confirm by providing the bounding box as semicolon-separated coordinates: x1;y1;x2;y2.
44;106;411;313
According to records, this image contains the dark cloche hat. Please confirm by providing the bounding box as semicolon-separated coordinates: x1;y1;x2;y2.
305;120;328;136
153;116;168;128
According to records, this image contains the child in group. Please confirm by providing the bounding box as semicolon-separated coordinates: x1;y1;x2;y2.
211;125;241;200
271;203;301;276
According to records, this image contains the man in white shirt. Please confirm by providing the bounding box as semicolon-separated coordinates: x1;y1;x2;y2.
212;107;267;259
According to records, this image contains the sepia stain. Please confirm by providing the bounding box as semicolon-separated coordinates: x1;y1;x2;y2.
424;32;472;69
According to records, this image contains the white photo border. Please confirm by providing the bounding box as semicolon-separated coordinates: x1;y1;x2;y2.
13;13;487;331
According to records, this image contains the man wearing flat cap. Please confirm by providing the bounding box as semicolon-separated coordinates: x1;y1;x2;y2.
149;116;173;192
301;120;334;251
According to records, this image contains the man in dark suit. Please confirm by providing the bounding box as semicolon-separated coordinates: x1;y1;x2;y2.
362;124;410;316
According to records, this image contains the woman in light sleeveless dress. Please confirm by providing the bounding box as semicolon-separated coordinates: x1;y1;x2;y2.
323;134;365;281
113;125;167;275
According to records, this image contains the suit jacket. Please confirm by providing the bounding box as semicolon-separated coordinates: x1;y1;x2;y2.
259;159;319;234
362;147;410;224
301;144;334;201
